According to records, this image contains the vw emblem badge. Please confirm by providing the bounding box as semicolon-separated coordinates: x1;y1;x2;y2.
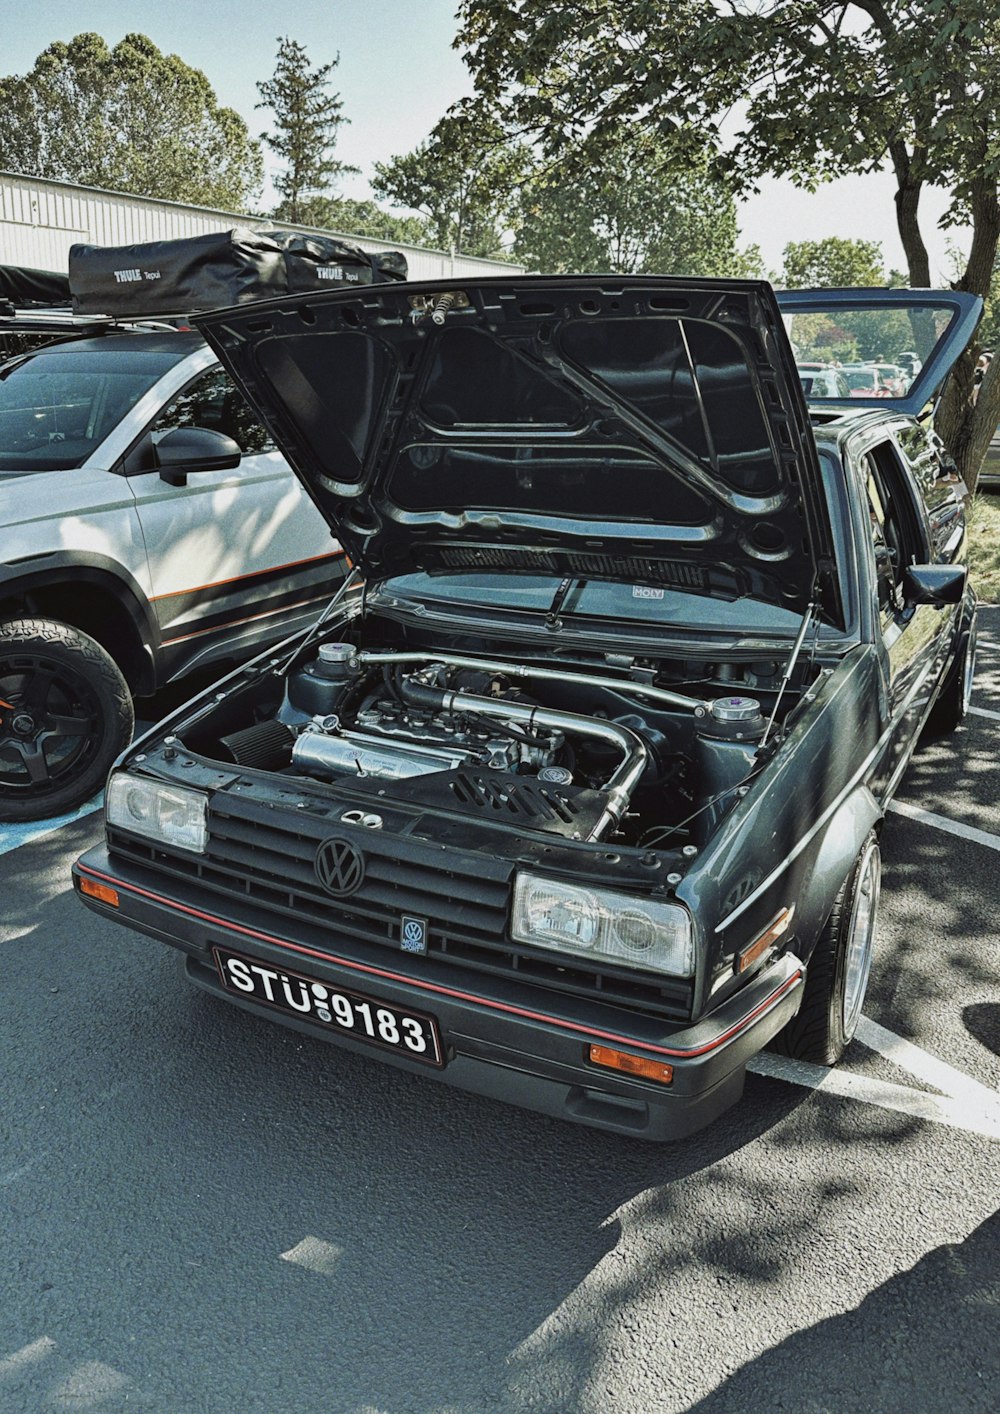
314;837;365;897
400;915;428;955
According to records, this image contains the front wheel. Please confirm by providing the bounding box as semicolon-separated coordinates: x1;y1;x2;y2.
774;834;881;1065
0;618;134;823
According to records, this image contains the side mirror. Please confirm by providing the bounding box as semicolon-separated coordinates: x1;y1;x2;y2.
902;563;967;606
154;426;241;486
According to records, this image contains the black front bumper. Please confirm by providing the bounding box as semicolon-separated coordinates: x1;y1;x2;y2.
74;843;804;1142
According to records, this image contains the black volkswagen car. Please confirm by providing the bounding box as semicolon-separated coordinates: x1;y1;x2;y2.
74;277;980;1140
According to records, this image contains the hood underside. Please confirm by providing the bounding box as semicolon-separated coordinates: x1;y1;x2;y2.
195;275;842;623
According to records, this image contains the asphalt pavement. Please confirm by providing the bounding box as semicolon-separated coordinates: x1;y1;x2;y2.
1;616;998;1413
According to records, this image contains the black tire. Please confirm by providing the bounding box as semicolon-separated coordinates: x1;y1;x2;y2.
925;621;977;736
773;834;881;1065
0;618;134;823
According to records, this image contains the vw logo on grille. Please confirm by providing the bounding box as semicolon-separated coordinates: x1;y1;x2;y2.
314;837;365;897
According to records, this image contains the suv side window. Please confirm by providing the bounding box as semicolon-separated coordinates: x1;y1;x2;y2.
150;367;274;456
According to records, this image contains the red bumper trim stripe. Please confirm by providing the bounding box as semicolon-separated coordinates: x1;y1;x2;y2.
76;863;802;1060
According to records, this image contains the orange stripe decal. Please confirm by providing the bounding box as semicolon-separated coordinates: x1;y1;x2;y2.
149;550;346;602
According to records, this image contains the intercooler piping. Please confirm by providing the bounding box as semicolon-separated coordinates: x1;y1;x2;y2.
354;650;707;713
396;675;649;841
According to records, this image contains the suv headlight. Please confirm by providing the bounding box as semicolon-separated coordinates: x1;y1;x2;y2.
106;772;208;853
512;873;694;977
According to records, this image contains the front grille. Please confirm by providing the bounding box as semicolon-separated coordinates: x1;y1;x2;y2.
109;794;694;1020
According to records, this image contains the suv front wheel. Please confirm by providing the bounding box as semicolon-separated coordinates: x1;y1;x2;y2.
0;619;134;823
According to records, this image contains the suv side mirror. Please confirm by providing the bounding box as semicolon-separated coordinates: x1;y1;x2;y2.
154;426;241;486
902;563;967;606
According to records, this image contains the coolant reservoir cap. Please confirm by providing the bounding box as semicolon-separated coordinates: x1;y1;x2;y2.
711;695;761;722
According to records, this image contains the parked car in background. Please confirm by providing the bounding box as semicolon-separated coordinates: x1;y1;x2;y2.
866;362;909;396
842;365;893;397
977;422;1000;489
798;366;852;398
75;278;980;1141
1;326;345;821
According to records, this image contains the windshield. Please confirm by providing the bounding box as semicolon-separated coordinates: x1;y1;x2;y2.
379;572;813;634
0;347;179;471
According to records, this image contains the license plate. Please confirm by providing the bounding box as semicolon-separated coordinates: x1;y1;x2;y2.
213;947;444;1066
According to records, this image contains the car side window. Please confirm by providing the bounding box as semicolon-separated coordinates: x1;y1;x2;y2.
150;367;273;456
859;440;928;617
893;423;965;562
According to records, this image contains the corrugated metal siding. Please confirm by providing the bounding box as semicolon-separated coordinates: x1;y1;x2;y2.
0;171;524;281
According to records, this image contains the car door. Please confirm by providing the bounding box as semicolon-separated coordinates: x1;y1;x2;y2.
124;363;345;678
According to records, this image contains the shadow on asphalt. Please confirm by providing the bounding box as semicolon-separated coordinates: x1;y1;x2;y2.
964;1002;1000;1058
687;1208;1000;1412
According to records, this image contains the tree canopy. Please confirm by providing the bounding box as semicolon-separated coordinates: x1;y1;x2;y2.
0;32;262;210
780;238;887;290
454;0;1000;486
292;196;431;247
515;128;759;277
256;37;357;225
372;113;529;259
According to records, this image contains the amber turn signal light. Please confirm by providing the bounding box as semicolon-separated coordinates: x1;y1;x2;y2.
737;905;794;974
78;877;120;908
588;1044;674;1085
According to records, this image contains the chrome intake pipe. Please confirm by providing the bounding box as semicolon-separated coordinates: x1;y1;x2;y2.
397;678;649;842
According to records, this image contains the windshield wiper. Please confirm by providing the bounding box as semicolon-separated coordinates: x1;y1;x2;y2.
545;576;587;630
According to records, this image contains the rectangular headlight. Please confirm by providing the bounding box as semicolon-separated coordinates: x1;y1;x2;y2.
106;772;208;853
512;873;694;978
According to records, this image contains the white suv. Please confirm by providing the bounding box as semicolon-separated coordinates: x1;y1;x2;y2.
0;327;344;822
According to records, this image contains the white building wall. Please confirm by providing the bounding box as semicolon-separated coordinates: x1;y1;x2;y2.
0;171;524;281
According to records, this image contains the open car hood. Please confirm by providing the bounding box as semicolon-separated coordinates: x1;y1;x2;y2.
775;287;982;414
195;276;843;624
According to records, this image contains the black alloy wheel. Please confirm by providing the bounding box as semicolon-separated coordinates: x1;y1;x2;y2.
0;619;134;823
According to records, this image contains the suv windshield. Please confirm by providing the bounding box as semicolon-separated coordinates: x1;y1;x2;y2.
380;572;812;635
0;346;179;471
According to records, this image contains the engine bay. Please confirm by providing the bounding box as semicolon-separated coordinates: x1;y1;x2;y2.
172;611;815;853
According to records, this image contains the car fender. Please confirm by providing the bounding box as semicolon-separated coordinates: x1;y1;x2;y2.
0;551;157;691
792;782;882;964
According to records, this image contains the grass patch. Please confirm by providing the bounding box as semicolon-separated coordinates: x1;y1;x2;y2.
968;492;1000;603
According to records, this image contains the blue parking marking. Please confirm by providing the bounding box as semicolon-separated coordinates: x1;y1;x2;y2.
0;792;103;859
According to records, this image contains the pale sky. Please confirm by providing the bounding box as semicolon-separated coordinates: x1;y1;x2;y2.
0;0;970;282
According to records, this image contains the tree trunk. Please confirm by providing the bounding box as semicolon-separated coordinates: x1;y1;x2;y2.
890;142;930;288
934;178;1000;493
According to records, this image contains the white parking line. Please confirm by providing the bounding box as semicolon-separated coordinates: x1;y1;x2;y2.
0;794;102;860
856;1016;1000;1108
969;704;1000;721
749;1052;1000;1139
887;798;1000;851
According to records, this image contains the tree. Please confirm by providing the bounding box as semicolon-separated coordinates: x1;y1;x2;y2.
372;113;529;258
289;196;431;247
516;128;759;276
256;37;357;224
455;0;1000;488
781;238;886;289
0;32;262;209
